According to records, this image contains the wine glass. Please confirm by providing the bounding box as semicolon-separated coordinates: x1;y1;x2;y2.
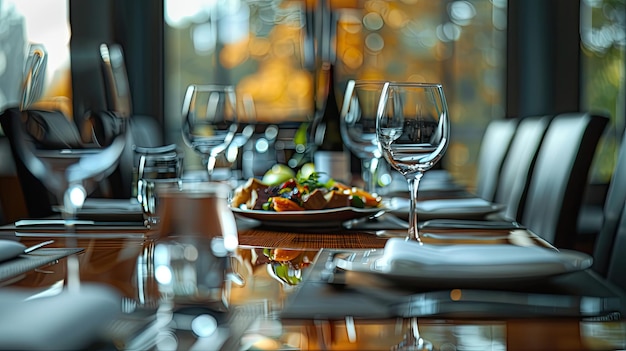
181;84;239;181
16;43;128;219
340;79;385;193
14;43;129;294
376;82;450;242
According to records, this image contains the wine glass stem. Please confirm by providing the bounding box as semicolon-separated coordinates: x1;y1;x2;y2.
62;187;82;292
206;154;217;181
361;158;374;193
406;172;424;242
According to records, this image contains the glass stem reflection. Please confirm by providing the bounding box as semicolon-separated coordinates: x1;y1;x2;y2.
362;158;379;194
62;184;85;293
206;154;217;181
406;172;424;243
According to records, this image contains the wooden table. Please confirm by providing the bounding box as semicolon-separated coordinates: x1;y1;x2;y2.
1;216;625;351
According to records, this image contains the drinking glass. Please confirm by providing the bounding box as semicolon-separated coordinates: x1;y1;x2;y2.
14;43;128;295
376;82;450;242
16;43;128;219
136;145;184;227
181;84;239;181
340;80;385;193
153;181;240;312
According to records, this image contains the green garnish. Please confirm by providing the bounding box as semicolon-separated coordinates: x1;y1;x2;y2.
298;171;325;191
350;195;365;208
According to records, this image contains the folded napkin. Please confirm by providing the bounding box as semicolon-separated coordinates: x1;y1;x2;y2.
0;284;121;350
387;197;495;212
24;110;84;149
0;240;26;262
23;109;124;149
416;198;494;212
374;238;592;279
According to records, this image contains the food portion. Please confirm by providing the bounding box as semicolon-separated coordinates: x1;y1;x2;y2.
263;248;316;286
231;163;382;212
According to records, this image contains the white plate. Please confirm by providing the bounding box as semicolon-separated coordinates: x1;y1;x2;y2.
335;238;593;288
230;206;384;229
387;197;505;221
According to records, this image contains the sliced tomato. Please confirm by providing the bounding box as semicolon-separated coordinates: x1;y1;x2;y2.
271;197;305;212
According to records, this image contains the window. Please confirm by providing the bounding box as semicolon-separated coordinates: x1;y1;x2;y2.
581;0;626;183
163;0;508;188
0;0;70;119
9;0;623;189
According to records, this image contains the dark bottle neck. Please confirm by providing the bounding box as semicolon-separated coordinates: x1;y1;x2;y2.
318;63;343;151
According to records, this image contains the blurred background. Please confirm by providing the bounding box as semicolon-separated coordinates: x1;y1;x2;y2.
0;0;624;198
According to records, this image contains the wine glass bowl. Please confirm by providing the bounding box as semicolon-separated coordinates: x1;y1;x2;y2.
376;82;450;241
15;43;129;217
181;84;239;181
340;80;386;193
16;111;128;217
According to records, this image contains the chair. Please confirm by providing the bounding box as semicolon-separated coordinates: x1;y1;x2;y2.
99;43;162;199
592;130;626;282
605;205;626;291
0;135;30;223
0;108;57;218
494;115;552;221
520;112;608;249
474;118;519;201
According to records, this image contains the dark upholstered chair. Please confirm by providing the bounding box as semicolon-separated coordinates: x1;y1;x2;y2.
605;205;626;291
99;43;162;199
474;118;519;202
0;108;57;218
495;115;552;221
592;130;626;284
520;112;608;249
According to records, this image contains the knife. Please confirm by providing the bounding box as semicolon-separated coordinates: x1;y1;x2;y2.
420;219;525;230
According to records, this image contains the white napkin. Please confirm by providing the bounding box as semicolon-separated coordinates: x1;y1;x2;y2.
0;240;26;262
416;198;493;212
375;238;591;279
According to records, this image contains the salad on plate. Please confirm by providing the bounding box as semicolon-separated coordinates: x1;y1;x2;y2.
230;163;382;212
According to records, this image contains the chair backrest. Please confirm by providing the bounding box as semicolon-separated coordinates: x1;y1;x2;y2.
592;130;626;279
521;112;608;249
99;43;163;199
606;205;626;291
495;115;552;221
100;43;132;118
0;108;56;218
474;118;519;201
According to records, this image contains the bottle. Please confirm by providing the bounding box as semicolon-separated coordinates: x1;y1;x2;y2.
313;63;350;184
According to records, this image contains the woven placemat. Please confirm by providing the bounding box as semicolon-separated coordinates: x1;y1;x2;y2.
0;248;84;283
238;229;388;249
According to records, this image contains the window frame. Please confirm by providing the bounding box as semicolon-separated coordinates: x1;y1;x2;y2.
68;0;625;166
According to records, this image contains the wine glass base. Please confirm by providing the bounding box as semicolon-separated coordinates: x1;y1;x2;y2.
391;337;433;351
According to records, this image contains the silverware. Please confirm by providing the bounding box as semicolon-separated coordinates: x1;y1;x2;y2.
420;219;524;230
343;213;408;230
24;240;55;253
15;219;96;227
421;232;511;241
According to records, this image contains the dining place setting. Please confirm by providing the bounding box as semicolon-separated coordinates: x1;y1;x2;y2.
0;42;625;351
220;77;626;350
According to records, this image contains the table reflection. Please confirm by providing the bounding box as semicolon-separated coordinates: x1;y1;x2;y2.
2;224;626;350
